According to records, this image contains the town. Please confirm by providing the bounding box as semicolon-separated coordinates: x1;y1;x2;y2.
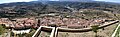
0;16;118;37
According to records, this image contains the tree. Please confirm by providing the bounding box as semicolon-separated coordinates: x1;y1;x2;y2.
0;25;6;37
0;25;5;35
91;24;99;37
18;34;23;37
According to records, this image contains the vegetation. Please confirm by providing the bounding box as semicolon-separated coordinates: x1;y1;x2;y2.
115;26;120;37
18;34;24;37
91;24;99;37
25;29;36;37
0;1;120;37
0;1;120;19
0;24;5;35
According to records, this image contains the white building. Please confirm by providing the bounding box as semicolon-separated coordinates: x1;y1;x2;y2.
12;29;31;34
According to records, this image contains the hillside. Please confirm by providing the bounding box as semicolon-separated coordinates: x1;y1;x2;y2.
0;1;120;19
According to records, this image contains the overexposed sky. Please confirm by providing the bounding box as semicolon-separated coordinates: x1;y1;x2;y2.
51;0;59;1
0;0;36;4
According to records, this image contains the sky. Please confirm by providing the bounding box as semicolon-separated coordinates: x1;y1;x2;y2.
0;0;120;4
0;0;36;4
95;0;120;3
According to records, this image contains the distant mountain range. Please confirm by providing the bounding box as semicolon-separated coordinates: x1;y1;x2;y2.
59;0;94;2
37;0;120;3
0;1;120;19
